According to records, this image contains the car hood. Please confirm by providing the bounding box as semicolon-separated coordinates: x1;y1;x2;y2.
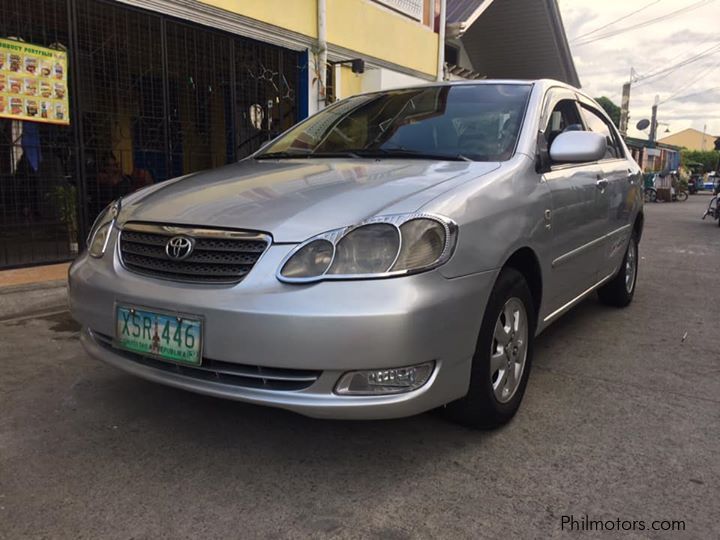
119;158;499;242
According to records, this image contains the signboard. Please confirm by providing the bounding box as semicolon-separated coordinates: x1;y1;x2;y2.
374;0;423;21
0;38;69;125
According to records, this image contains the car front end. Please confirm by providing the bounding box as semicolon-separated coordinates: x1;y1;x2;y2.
69;213;497;419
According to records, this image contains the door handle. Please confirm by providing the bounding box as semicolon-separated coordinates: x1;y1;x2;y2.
596;178;609;191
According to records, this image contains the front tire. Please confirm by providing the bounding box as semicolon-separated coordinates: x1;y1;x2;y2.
598;234;638;307
677;190;688;202
445;268;535;429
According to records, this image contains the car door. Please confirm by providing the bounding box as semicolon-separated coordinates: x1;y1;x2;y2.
540;91;608;313
578;102;638;279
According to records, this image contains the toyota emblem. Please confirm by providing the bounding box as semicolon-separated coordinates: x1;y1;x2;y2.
165;236;195;260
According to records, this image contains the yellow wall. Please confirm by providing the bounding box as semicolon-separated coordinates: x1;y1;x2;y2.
658;129;719;151
339;65;363;98
198;0;438;77
200;0;317;37
327;0;438;77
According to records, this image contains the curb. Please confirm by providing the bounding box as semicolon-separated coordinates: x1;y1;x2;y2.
0;280;68;321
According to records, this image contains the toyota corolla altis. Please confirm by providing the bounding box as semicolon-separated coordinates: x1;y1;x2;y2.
69;80;643;428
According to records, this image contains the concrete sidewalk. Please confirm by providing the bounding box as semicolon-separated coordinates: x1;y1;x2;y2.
0;263;69;320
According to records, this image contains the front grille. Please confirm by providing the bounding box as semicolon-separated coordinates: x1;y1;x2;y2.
92;331;320;391
119;223;270;284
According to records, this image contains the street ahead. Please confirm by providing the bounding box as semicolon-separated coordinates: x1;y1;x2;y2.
1;195;718;539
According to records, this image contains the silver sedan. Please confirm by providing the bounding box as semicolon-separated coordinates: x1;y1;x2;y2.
69;80;643;428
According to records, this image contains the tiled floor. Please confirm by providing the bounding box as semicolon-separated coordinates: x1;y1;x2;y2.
0;263;70;288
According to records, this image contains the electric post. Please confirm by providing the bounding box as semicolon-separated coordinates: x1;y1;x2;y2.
649;95;659;144
619;68;634;137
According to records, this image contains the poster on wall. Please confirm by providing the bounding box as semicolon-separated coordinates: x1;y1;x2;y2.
0;38;69;125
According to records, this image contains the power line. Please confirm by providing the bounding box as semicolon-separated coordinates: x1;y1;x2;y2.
633;42;720;85
573;0;716;47
575;0;713;46
571;0;662;42
658;59;720;104
629;28;719;82
662;32;718;66
661;85;720;104
635;43;720;84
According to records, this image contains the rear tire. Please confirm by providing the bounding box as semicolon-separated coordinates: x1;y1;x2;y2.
598;234;638;307
445;268;535;429
677;191;688;202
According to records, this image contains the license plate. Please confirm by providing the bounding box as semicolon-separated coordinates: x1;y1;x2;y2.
115;305;202;366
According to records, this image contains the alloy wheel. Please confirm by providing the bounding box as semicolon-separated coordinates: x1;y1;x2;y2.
625;240;637;294
490;297;529;403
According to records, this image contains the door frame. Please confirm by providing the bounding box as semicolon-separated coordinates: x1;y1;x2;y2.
537;88;611;316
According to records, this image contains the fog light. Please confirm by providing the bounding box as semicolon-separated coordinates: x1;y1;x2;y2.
334;362;434;395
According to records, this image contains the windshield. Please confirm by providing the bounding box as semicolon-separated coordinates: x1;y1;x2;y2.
256;84;532;162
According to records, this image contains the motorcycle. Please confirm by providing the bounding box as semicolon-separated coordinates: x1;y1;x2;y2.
672;187;689;202
669;171;688;202
643;173;657;203
643;184;687;202
701;178;720;227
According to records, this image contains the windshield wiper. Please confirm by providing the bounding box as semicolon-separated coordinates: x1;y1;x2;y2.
310;151;361;158
352;147;473;162
256;148;472;161
256;151;361;159
254;151;311;160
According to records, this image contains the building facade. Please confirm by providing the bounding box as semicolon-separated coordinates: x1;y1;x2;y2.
657;128;720;152
625;137;681;172
0;0;441;268
0;0;578;269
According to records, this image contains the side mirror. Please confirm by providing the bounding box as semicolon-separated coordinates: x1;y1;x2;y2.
549;131;607;163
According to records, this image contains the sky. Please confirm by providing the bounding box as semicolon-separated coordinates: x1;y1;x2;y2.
557;0;720;141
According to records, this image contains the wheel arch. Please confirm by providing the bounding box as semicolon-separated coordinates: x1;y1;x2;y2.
633;211;644;241
502;247;543;319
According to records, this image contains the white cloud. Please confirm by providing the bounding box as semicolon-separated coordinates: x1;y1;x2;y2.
558;0;720;140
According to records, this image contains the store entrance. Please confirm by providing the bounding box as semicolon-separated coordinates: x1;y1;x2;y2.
0;0;300;269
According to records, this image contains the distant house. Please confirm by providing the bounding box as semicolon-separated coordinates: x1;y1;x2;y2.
658;128;720;151
625;137;681;172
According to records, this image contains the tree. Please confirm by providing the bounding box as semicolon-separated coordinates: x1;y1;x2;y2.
594;96;621;128
680;149;720;172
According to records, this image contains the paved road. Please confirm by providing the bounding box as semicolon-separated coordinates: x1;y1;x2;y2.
1;195;718;539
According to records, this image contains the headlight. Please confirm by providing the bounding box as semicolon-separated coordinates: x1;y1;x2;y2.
87;199;121;258
393;218;447;271
280;239;334;278
278;213;457;282
328;223;400;275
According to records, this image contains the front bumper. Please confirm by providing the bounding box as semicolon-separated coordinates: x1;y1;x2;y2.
69;234;497;419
